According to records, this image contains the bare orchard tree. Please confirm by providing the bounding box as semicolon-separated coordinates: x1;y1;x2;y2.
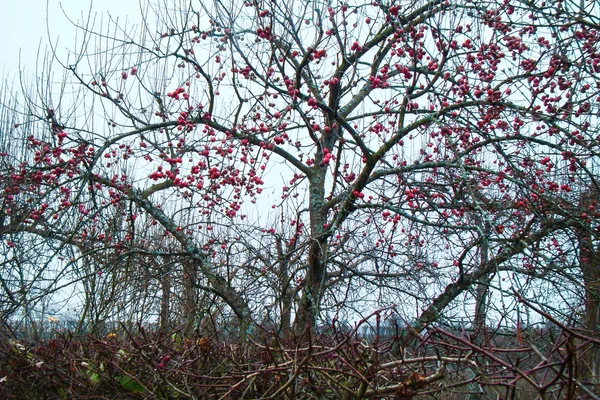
0;0;599;363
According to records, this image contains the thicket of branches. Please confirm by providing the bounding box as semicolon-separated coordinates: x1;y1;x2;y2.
1;0;599;397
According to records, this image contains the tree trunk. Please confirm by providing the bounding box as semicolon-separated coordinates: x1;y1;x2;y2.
181;259;198;337
581;254;600;385
276;237;294;335
473;282;490;332
159;272;171;332
294;168;329;334
294;239;327;334
576;189;600;385
473;231;491;338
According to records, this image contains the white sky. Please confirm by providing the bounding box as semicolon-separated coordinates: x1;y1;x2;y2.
1;0;143;79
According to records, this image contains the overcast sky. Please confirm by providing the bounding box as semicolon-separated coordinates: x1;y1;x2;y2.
1;0;143;79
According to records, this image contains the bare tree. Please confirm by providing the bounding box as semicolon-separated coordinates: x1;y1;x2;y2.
0;0;598;362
